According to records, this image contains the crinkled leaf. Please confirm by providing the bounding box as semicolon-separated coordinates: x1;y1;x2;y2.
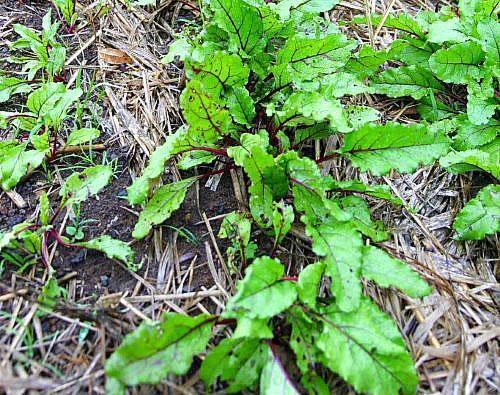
466;79;498;125
210;0;264;55
181;79;231;142
190;51;249;96
106;313;214;388
427;18;469;43
132;177;197;239
323;72;366;98
440;145;499;179
453;118;499;150
317;297;418;395
429;41;485;84
477;17;500;77
279;91;350;132
452;184;500;240
370;66;445;100
223;256;297;319
304;218;363;312
228;87;255;127
340;122;450;176
345;45;388;79
274;34;355;87
60;165;113;206
388;37;435;65
76;236;136;270
361;245;432;297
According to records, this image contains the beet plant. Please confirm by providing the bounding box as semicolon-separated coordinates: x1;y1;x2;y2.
104;1;449;394
353;0;499;239
0;10;101;191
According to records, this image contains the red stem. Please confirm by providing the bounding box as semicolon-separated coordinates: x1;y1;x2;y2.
316;152;341;163
281;276;298;282
198;165;235;180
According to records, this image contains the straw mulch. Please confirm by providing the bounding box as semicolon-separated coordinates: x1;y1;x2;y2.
0;0;498;394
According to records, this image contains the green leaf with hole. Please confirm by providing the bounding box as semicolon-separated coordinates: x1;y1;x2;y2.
60;165;113;206
200;338;267;393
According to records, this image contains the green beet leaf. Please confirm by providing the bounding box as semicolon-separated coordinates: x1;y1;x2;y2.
65;128;100;146
224;256;297;319
200;338;267;393
210;0;264;56
76;236;136;270
429;41;485;84
337;196;389;242
0;141;45;191
132;177;197;239
326;179;402;205
316;297;418;395
297;262;325;307
452;184;500;240
260;343;300;395
106;313;214;393
440;144;499;180
271;0;341;20
59;165;113;207
361;245;432;297
127;127;190;205
370;65;445;100
0;76;33;103
304;218;363;312
340;122;450;176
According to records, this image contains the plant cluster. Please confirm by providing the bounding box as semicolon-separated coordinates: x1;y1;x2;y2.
100;0;489;393
0;9;135;301
353;0;499;239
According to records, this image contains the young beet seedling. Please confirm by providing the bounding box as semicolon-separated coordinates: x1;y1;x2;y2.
0;165;136;277
52;0;79;34
105;1;446;394
1;11;102;193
